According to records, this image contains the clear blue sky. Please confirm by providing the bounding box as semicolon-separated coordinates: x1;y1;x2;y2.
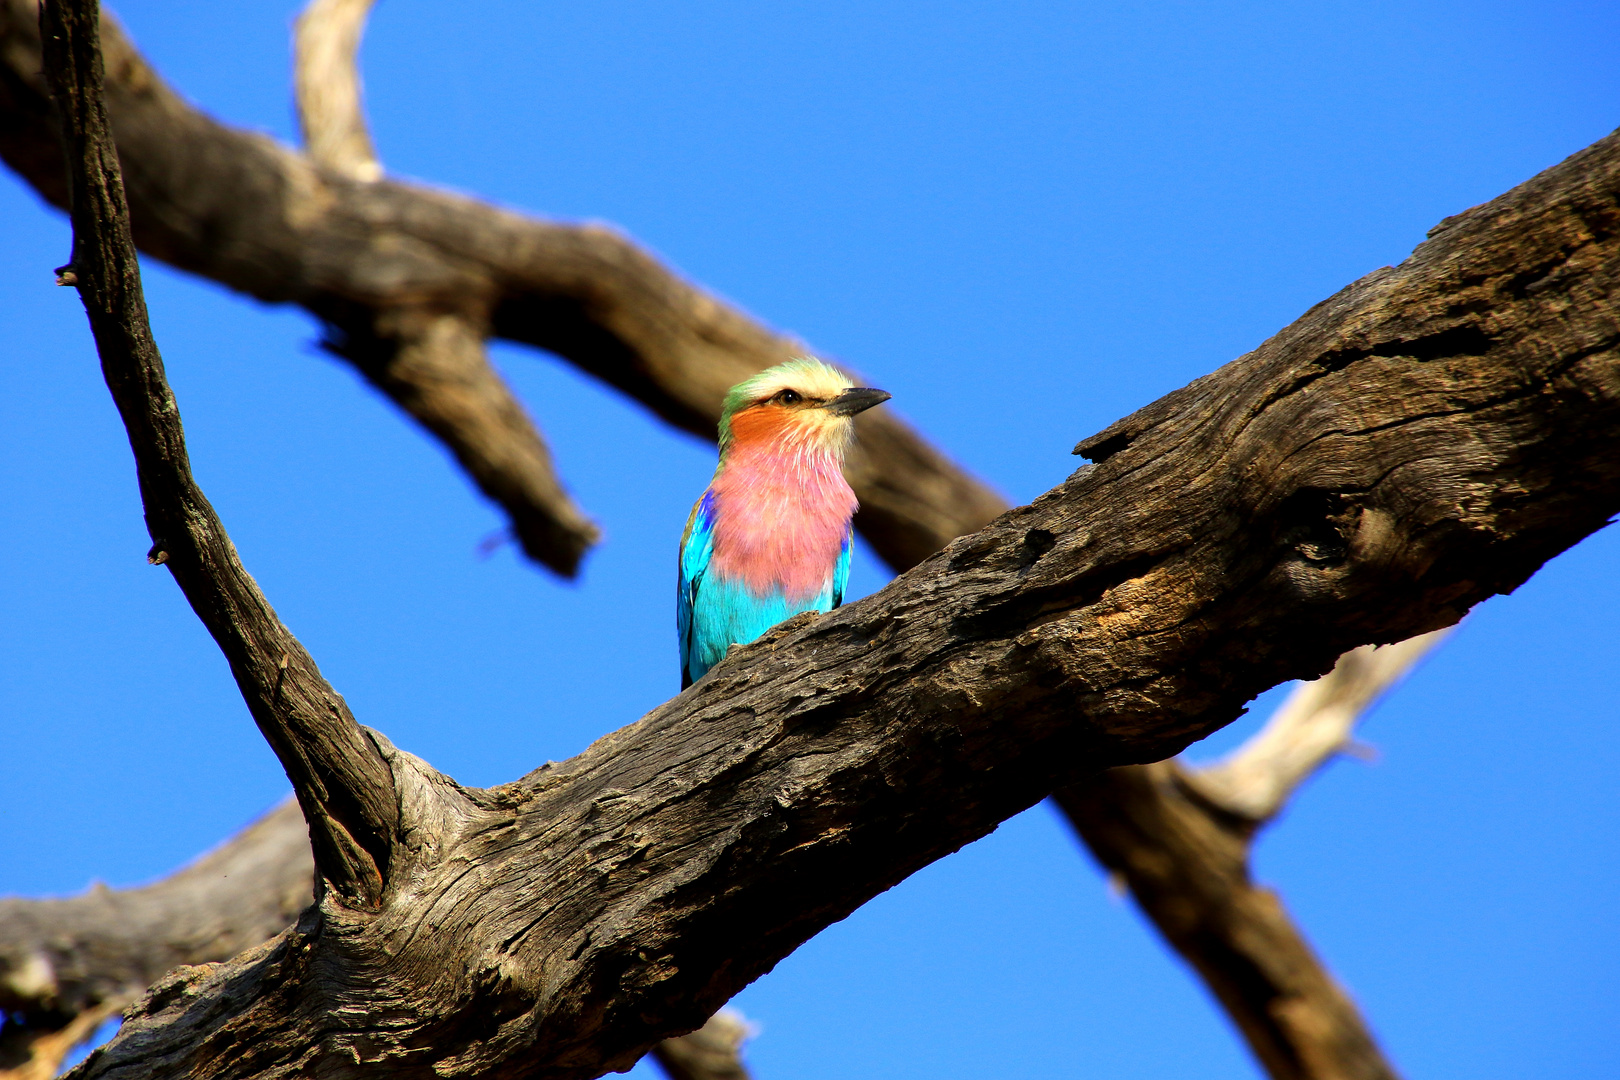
3;2;1617;1077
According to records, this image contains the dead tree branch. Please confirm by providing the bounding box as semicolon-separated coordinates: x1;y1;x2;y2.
288;0;604;569
41;2;1620;1062
292;0;379;181
0;801;311;1028
40;0;396;910
1057;631;1449;1080
0;0;1008;577
0;801;753;1080
650;1013;754;1080
0;803;309;1078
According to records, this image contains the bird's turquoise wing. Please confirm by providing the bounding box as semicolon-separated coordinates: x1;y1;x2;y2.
677;491;717;688
832;525;852;608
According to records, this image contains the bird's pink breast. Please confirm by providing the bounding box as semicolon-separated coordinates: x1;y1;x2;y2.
709;442;856;603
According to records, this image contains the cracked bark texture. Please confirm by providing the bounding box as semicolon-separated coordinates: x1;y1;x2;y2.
0;0;1008;577
52;35;1620;1075
0;802;754;1080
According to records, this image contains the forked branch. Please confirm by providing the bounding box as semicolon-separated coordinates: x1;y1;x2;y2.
27;1;1620;1076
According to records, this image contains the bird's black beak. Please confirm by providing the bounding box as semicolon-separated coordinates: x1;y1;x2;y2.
824;387;892;416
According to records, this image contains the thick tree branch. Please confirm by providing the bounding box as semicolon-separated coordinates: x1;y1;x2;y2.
40;0;395;909
42;65;1620;1074
0;802;310;1078
292;0;378;181
0;801;751;1080
1056;633;1448;1080
0;0;1009;576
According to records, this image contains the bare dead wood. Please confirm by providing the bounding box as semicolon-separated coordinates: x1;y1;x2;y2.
0;801;750;1080
288;0;604;569
41;4;1620;1062
0;0;1008;577
40;0;396;910
292;0;379;181
1056;633;1448;1080
650;1013;753;1080
0;3;1476;1064
0;804;310;1076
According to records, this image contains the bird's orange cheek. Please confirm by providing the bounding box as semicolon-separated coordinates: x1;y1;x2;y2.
728;404;796;447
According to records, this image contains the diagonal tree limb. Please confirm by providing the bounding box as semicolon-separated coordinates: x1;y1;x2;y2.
0;804;309;1077
1056;631;1449;1080
327;301;603;569
0;2;1444;1044
0;0;1010;577
292;0;379;181
40;0;395;909
12;6;1620;1075
0;801;312;1028
43;15;1620;1065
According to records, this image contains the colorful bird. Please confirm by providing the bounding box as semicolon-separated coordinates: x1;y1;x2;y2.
678;358;891;688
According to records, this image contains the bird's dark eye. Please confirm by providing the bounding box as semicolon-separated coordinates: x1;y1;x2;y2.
777;389;802;405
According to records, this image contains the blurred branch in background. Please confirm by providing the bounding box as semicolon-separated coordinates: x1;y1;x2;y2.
293;0;380;182
1;0;1610;1075
0;0;1009;578
1057;631;1450;1080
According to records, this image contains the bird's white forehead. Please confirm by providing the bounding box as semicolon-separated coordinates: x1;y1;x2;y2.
745;360;853;403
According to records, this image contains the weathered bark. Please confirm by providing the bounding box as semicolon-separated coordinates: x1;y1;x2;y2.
0;0;1009;577
1058;633;1445;1080
0;802;311;1078
0;801;753;1080
46;5;1620;1065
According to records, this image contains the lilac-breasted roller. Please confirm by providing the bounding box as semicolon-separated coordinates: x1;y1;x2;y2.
678;358;891;688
